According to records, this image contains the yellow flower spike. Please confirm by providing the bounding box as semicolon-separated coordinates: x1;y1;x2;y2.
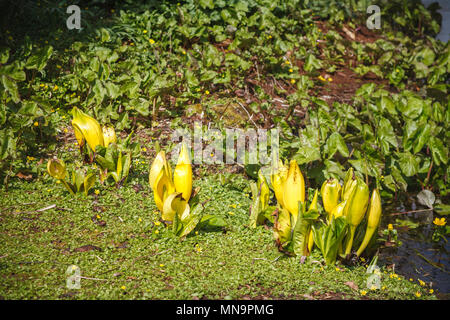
320;178;341;219
153;169;175;213
356;189;382;257
47;158;66;180
102;125;117;147
71;107;104;152
270;159;288;208
344;178;370;255
283;160;305;223
149;151;172;191
162;192;189;222
173;143;192;202
330;200;347;220
274;207;291;245
388;223;394;231
257;169;270;211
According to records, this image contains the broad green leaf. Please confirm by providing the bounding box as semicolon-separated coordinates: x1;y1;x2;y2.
25;46;53;71
396;151;420;177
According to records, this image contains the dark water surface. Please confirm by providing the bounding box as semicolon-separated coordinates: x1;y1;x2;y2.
378;200;450;297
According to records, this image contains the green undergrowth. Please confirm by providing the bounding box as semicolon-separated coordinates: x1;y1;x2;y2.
0;176;434;300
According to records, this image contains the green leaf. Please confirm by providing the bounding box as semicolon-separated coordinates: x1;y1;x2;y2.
312;217;348;265
1;75;19;102
326;132;349;158
428;137;448;166
25;46;53;71
417;190;435;209
396;151;419;177
0;47;9;64
304;54;322;72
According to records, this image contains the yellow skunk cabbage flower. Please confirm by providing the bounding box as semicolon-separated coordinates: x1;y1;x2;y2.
274;207;292;246
321;178;341;217
283;160;305;222
307;189;319;253
356;189;382;257
344;178;370;255
153;169;175;214
330;200;347;221
341;168;356;201
102;125;117;147
149;151;170;191
270;159;288;207
257;169;270;211
162;192;190;222
173;143;192;201
47;158;67;180
71;107;104;151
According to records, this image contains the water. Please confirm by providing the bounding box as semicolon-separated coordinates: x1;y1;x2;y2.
422;0;450;42
378;199;450;296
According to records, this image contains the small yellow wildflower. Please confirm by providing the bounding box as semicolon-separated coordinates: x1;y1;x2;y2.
64;128;68;133
130;42;134;46
155;230;159;234
229;204;237;209
228;211;234;215
196;247;202;253
289;68;293;73
195;231;199;235
34;121;39;127
40;83;44;87
433;217;446;226
138;218;142;222
94;189;100;195
370;285;377;291
360;290;367;296
415;291;421;298
410;278;413;281
56;65;61;69
121;286;126;290
149;39;155;45
335;267;341;272
318;75;326;81
290;79;296;84
360;257;366;262
328;77;333;82
418;279;425;287
159;264;164;267
154;221;161;226
56;180;61;184
61;115;66;119
381;286;386;290
267;35;272;39
143;30;147;34
96;214;101;219
142;147;147;152
429;289;434;294
182;50;186;55
388;224;393;231
205;90;210;95
210;152;214;157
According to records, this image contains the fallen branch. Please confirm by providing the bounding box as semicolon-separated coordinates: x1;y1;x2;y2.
389;209;433;216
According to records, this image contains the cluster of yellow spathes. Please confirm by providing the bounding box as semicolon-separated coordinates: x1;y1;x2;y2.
271;159;318;255
321;168;382;257
149;143;193;222
71;107;117;153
